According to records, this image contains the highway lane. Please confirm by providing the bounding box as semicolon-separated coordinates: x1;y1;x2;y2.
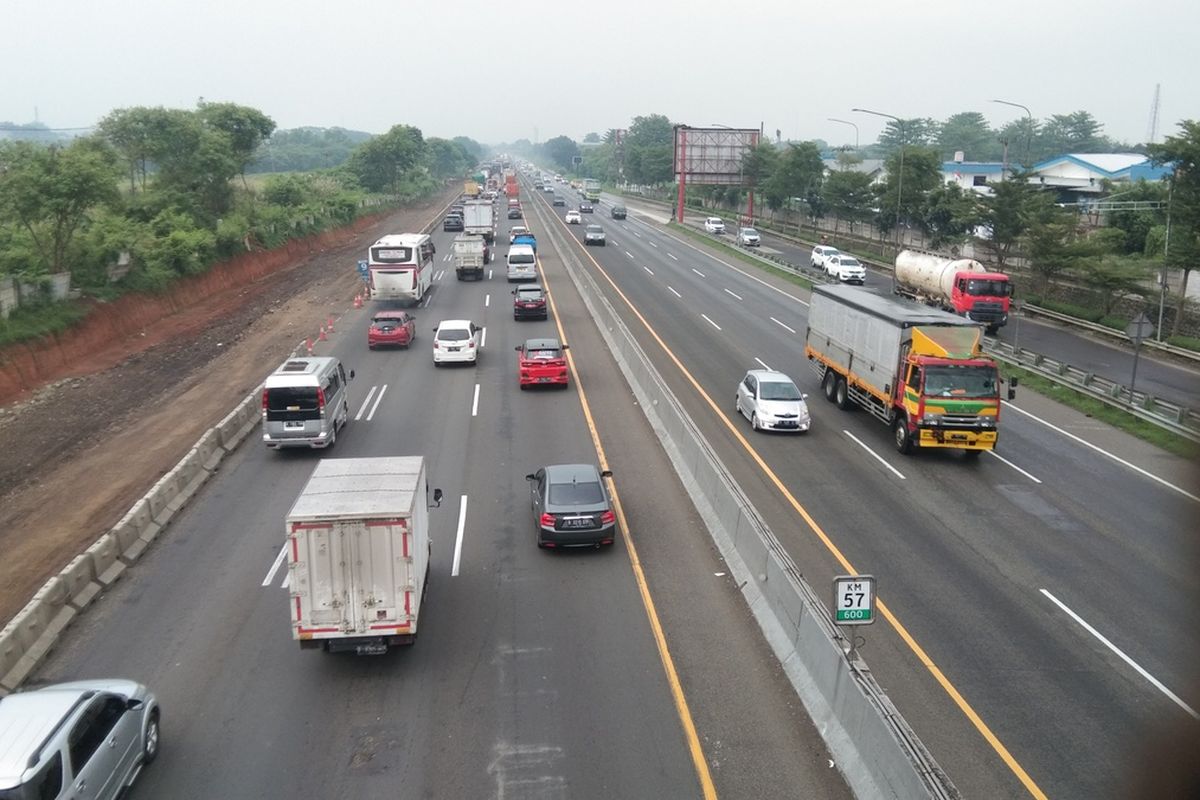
32;203;851;799
535;181;1200;798
632;197;1200;408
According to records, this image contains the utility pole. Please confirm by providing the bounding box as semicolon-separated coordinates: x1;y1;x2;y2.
853;108;906;283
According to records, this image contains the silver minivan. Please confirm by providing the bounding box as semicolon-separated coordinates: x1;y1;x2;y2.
506;244;537;282
262;356;353;450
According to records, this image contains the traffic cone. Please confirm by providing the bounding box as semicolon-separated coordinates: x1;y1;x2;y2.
306;338;313;355
354;294;363;308
318;326;327;341
327;316;335;333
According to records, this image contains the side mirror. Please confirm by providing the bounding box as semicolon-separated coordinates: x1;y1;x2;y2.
349;370;355;380
525;473;536;482
432;488;443;506
1007;375;1018;401
801;393;809;400
600;469;613;479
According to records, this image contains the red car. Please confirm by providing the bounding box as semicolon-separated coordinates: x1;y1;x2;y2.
367;310;416;349
516;338;569;389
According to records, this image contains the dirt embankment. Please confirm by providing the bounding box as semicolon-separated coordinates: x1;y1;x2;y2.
0;188;456;623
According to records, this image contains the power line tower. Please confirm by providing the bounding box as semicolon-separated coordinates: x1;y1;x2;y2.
1146;83;1161;144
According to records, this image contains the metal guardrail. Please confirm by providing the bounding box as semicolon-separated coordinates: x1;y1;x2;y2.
983;339;1200;442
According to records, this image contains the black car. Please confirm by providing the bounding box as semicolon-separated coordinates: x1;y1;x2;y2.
507;206;523;220
552;195;565;206
512;284;548;320
579;202;594;213
526;463;616;548
610;205;627;220
443;215;464;232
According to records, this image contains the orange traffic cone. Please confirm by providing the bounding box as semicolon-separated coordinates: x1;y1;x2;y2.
318;326;327;341
354;294;363;308
327;316;335;333
306;338;313;355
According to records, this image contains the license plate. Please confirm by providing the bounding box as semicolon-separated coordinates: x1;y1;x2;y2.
449;346;460;352
284;421;304;429
562;517;592;529
355;643;388;656
776;421;798;428
539;377;551;383
950;433;969;441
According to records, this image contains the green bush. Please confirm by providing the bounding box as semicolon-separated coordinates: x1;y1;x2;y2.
0;298;89;346
1167;334;1200;352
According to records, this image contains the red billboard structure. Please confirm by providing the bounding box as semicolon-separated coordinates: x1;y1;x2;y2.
672;125;760;223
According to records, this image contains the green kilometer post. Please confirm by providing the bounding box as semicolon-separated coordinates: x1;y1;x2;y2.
833;575;876;626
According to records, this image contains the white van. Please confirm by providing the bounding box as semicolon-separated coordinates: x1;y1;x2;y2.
262;357;353;449
506;244;537;282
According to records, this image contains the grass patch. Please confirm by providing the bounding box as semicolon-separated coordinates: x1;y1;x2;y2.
0;299;90;346
1000;364;1198;459
1167;334;1200;353
666;223;815;291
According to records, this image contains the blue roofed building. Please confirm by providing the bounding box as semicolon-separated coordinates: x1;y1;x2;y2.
1026;153;1173;202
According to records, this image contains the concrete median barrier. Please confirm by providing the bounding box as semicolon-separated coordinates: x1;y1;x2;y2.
59;553;101;612
217;392;261;452
0;577;75;692
195;428;224;472
111;514;146;563
165;448;207;516
86;533;126;587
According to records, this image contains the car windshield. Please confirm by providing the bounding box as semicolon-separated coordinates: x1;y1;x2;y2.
549;480;604;505
965;279;1011;296
438;329;469;341
743;229;758;235
517;290;543;300
586;226;602;233
759;381;801;401
839;258;860;268
372;316;402;326
509;254;535;265
923;365;998;398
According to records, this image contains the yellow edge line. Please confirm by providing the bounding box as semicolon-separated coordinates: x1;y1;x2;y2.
535;193;1048;800
532;203;719;800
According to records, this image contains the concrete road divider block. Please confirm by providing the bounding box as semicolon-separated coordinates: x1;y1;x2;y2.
111;515;147;563
0;578;76;692
122;498;161;549
59;553;101;612
86;533;126;586
166;449;208;515
144;472;175;526
195;428;224;473
217;394;261;452
0;624;21;693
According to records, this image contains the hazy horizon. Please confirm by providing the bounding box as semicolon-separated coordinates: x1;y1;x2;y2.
3;0;1195;148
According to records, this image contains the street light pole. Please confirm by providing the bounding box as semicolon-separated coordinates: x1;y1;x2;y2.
853;108;905;287
992;99;1033;170
827;118;859;151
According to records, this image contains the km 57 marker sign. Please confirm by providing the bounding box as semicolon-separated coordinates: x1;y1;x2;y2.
833;575;876;625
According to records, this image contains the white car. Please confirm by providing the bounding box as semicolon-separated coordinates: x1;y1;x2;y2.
704;217;725;234
736;227;761;246
736;369;811;433
509;225;529;243
826;253;866;284
565;209;582;224
432;319;481;365
810;245;839;270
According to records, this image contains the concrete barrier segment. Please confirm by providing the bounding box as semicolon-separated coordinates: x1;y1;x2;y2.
59;553;101;612
195;428;224;472
86;533;126;587
0;577;76;692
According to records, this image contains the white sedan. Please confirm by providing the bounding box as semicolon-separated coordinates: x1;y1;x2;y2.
565;209;582;224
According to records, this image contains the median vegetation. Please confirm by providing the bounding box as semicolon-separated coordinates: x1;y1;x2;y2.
0;102;483;345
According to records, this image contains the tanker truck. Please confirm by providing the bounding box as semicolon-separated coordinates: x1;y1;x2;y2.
894;250;1012;334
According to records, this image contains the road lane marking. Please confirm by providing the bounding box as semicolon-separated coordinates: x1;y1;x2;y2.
281;573;290;589
451;495;468;576
755;357;772;371
986;450;1042;483
553;213;1045;798
649;241;658;248
472;383;480;416
355;386;378;421
481;326;487;348
770;317;797;334
489;269;494;280
667;252;678;261
724;288;743;301
534;237;718;800
691;268;706;278
625;250;634;259
644;266;654;275
663;229;808;306
668;286;682;299
633;230;642;238
367;384;387;421
701;314;722;331
435;269;444;281
262;544;287;586
485;293;490;307
1040;589;1199;720
843;431;906;479
1001;402;1198;503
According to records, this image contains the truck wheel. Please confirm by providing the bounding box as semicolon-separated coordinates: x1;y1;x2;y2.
985;324;999;336
822;370;838;402
964;449;982;459
893;416;913;454
835;378;852;410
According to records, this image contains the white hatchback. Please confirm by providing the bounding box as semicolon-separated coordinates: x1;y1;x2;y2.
704;217;725;234
735;369;811;433
565;209;582;224
432;319;482;365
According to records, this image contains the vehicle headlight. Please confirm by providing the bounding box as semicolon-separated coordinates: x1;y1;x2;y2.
979;417;995;427
922;413;943;425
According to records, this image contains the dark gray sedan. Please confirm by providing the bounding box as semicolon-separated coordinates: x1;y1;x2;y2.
526;464;616;549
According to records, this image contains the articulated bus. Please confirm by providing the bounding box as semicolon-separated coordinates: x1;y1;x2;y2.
367;233;435;304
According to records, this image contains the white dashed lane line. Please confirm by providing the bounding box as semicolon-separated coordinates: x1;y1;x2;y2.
667;253;678;261
472;383;480;416
668;286;682;299
724;288;743;301
770;317;797;334
701;314;722;331
691;268;706;278
644;266;654;275
755;357;772;370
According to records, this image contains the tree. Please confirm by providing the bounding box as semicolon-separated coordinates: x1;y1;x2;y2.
425;137;470;179
1038;111;1107;156
997;117;1040;168
920;183;979;248
624;114;675;184
583;132;601;144
543;135;580;172
0;138;120;277
196;101;275;188
625;114;674;150
1148;119;1200;334
1026;198;1096;295
875;147;941;232
1103;179;1168;254
349;125;425;194
976;175;1039;267
451;136;483;161
877;118;939;153
763;142;824;212
937;112;999;161
821;170;875;231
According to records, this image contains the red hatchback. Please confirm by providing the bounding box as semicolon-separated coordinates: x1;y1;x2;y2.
516;338;569;389
367;310;416;349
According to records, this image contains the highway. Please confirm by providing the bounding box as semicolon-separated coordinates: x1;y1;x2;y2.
32;196;851;799
661;203;1200;409
530;178;1200;799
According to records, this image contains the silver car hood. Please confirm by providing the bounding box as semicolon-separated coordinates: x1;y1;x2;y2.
757;399;810;418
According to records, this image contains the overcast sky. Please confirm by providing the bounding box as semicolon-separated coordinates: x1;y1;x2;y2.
4;0;1196;148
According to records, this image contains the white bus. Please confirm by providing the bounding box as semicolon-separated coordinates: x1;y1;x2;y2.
367;233;435;304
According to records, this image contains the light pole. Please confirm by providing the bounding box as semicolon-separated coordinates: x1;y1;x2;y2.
853;108;905;282
992;99;1033;170
827;118;859;151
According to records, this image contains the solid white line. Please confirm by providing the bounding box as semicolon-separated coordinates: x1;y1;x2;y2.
262;544;288;587
485;293;490;307
481;326;487;348
668;286;682;299
691;268;706;278
472;383;480;416
1002;402;1200;504
644;266;654;275
1040;589;1199;719
667;252;678;261
754;357;772;371
770;316;797;334
452;495;468;576
625;250;634;259
355;385;378;421
986;450;1042;483
701;313;722;331
366;384;387;421
281;573;290;589
843;430;906;479
724;288;743;301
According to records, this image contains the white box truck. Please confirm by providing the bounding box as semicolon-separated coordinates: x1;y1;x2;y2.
462;199;495;243
452;234;488;281
286;456;441;654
